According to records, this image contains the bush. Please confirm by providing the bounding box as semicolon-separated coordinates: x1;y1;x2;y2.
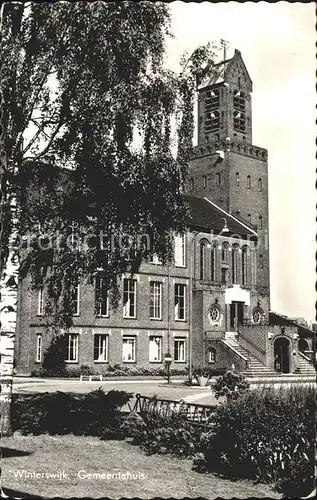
130;403;201;457
194;385;316;497
212;371;250;400
12;389;132;438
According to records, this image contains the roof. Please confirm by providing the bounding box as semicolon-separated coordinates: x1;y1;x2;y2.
269;311;315;337
198;49;252;90
183;194;257;237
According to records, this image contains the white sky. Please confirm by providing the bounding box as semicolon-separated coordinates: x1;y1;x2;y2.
166;1;315;323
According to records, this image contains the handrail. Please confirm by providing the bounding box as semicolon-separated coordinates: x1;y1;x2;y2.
238;330;266;355
220;339;248;361
298;351;313;363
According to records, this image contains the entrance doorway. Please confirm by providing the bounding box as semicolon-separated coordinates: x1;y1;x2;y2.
229;301;244;331
274;337;291;373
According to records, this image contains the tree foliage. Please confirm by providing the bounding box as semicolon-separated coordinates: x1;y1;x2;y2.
1;2;214;329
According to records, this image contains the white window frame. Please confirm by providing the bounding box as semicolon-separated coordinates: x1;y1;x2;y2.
123;279;137;318
174;338;186;363
72;283;80;316
66;333;79;363
95;277;109;317
149;335;162;363
208;347;216;364
37;288;44;316
122;336;136;363
150;281;162;320
94;334;109;363
174;284;186;321
36;334;42;363
174;232;186;268
150;254;162;265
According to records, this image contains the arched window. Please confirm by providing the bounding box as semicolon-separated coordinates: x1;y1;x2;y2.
211;243;218;281
241;246;250;285
208;347;217;364
258;178;262;191
221;242;229;263
259;254;264;268
247;214;251;223
200;241;207;280
259;216;263;230
232;245;239;284
236;172;239;186
189;178;194;192
202;175;207;189
247;175;251;189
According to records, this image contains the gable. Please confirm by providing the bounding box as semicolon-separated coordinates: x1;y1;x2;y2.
225;50;253;91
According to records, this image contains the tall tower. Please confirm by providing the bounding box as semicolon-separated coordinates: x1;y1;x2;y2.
187;48;270;307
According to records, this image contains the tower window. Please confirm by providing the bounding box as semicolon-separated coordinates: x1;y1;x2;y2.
204;89;220;134
234;111;246;132
205;110;219;133
205;89;219;109
259;254;264;268
189;178;194;192
233;90;245;111
216;172;221;186
247;175;251;189
259;216;263;230
202;175;207;189
236;172;239;186
258;178;262;191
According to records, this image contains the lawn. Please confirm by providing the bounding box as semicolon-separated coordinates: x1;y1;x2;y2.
1;434;281;499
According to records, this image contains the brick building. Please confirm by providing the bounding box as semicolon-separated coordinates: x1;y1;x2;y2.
14;49;315;379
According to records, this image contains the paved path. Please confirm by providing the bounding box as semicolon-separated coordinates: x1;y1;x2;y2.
13;377;220;405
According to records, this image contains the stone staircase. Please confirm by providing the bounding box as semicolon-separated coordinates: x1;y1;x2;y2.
295;352;316;376
222;332;316;383
222;332;277;377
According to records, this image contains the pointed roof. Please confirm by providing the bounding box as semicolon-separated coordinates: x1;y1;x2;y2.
183;194;257;237
198;49;252;90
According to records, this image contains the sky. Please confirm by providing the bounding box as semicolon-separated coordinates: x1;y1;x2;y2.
165;1;315;323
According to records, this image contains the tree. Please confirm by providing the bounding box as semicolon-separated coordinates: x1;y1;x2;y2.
0;2;214;435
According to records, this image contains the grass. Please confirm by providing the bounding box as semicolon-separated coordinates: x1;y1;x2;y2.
1;434;281;499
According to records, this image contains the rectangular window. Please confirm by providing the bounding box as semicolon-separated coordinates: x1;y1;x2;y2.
94;334;108;362
66;333;79;362
236;172;239;186
174;338;186;362
36;334;42;362
72;283;80;316
150;254;162;265
150;281;162;320
149;335;162;362
174;233;186;267
37;288;44;315
216;172;221;186
122;337;136;362
123;279;136;318
95;277;109;317
175;284;186;321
